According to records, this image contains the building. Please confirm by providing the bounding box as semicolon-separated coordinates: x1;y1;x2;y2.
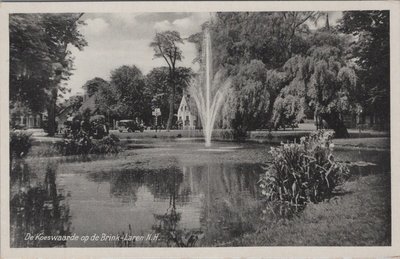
177;95;199;130
10;102;45;129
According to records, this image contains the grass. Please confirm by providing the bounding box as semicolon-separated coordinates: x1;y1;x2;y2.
222;173;391;246
333;137;390;150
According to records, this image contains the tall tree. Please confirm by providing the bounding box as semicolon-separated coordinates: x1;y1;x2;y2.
188;12;319;137
42;14;87;136
145;67;193;126
339;11;390;129
150;31;184;130
274;29;357;137
96;65;150;123
9;13;87;136
189;12;317;73
82;77;109;97
10;14;54;113
224;60;287;137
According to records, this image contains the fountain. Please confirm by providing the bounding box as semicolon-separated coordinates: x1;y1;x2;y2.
189;28;231;147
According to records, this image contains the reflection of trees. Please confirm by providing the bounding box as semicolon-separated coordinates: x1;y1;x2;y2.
86;166;192;205
151;169;204;247
86;162;263;246
10;161;72;247
190;163;264;245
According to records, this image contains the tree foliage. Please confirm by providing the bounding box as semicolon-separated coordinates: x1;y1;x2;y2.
195;12;317;73
225;60;276;136
95;65;150;123
83;77;109;97
190;12;321;136
339;11;390;127
150;31;184;130
9;13;87;135
145;67;193;126
271;30;357;137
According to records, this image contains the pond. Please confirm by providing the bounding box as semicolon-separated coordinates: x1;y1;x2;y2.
9;140;390;247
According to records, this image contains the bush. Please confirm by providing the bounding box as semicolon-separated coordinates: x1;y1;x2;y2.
56;132;120;155
55;131;92;155
10;130;32;158
259;130;349;214
91;134;120;154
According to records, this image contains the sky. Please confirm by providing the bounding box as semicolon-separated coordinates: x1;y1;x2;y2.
65;11;342;98
65;12;209;97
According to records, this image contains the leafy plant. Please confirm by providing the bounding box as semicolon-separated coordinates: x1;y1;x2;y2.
55;131;92;155
259;130;349;215
10;130;33;159
91;134;120;154
56;132;120;155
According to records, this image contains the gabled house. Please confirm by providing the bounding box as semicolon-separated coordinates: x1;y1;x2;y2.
177;94;199;130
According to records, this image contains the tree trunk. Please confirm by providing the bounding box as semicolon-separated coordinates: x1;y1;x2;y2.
321;112;349;138
166;71;175;131
166;88;175;131
47;88;58;136
265;94;277;128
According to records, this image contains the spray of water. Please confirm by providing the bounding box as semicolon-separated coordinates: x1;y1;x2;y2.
189;28;231;147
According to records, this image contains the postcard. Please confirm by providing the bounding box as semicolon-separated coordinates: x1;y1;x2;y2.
1;1;399;258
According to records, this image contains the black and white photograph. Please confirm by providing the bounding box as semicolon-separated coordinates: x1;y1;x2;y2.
1;1;399;257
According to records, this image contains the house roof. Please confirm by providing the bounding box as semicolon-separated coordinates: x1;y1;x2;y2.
79;94;98;114
180;95;198;115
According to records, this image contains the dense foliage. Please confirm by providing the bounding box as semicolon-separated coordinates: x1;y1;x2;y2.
9;14;87;136
145;67;193;126
188;11;387;138
10;131;33;159
97;65;150;123
259;130;349;215
56;132;120;155
339;11;390;129
150;31;185;130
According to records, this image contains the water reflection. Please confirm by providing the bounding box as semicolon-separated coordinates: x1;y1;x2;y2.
10;161;71;247
52;163;264;247
9;146;390;247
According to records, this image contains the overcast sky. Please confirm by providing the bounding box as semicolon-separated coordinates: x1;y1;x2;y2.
65;12;342;98
65;12;209;97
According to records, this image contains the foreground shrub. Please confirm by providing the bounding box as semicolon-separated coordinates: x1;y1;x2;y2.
91;134;120;154
259;130;349;214
55;132;92;155
56;132;120;155
10;130;33;159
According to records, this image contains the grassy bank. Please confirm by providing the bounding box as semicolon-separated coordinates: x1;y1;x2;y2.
222;173;391;246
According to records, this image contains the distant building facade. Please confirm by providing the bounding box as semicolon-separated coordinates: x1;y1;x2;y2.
177;95;199;130
10;103;45;129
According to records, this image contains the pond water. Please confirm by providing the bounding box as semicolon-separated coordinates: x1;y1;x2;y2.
10;140;390;247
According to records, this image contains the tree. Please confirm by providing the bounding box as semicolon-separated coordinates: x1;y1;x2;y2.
82;77;109;97
339;11;390;129
42;14;87;136
150;31;184;130
145;67;193;126
9;13;87;136
10;14;54;113
58;95;83;114
188;12;319;137
224;60;281;137
96;65;150;123
190;12;318;73
275;29;357;137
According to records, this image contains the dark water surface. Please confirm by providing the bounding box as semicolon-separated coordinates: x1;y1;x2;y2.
10;141;390;247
